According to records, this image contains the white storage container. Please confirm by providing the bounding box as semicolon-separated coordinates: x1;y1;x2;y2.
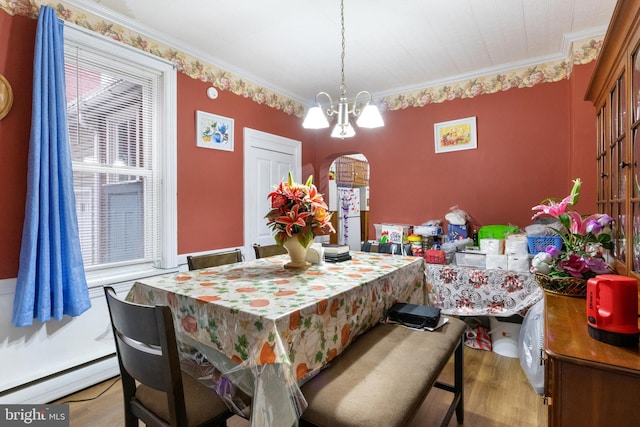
508;255;530;272
505;235;529;255
490;317;522;358
455;251;486;269
480;238;504;254
486;254;508;270
414;224;442;236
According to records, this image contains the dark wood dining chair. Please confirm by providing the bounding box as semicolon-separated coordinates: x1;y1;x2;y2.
252;243;287;259
378;242;413;256
186;249;243;270
103;286;234;427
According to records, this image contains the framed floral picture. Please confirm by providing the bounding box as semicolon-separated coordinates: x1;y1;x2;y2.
434;116;477;153
196;110;234;151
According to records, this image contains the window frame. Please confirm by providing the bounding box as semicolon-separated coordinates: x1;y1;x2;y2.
64;24;177;287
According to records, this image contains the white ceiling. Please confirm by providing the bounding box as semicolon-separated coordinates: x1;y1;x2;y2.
82;0;617;105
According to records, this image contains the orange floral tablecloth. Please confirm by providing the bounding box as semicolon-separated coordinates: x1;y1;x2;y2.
425;263;543;316
127;251;426;426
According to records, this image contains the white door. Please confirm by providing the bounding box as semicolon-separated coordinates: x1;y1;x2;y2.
243;128;301;259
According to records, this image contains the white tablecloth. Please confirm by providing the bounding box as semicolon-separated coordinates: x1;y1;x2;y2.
426;264;543;316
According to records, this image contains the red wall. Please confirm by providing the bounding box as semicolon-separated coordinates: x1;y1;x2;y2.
0;11;36;279
0;9;598;278
176;74;315;253
570;61;598;209
312;64;596;237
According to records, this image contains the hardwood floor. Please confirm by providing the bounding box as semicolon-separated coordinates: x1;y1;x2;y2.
54;347;547;426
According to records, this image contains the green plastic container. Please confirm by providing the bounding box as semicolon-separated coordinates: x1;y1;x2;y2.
478;224;519;240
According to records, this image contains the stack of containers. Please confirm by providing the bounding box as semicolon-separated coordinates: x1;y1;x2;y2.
477;225;525;271
505;234;530;272
413;222;445;263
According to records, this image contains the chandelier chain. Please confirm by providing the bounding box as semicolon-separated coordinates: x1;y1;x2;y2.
340;0;346;96
301;0;383;137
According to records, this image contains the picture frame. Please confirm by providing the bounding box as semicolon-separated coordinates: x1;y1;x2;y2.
434;116;477;153
196;110;234;151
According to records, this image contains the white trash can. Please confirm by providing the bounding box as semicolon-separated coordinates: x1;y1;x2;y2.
489;316;522;358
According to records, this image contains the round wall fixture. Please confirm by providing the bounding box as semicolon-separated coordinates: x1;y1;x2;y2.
0;74;14;120
206;86;219;99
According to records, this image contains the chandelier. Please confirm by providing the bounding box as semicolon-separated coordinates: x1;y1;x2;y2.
302;0;384;138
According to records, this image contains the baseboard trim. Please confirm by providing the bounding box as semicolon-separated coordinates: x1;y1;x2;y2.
0;355;119;404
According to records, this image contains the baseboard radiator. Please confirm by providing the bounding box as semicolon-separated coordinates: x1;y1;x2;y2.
0;354;119;404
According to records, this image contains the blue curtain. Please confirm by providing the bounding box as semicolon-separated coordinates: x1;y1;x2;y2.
12;6;91;327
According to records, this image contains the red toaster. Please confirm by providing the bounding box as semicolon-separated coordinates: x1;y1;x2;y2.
586;274;639;347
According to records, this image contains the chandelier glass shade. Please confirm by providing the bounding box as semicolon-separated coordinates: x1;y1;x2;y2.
302;0;384;139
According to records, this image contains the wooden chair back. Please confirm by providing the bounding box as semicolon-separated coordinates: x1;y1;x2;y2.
187;249;242;270
103;286;232;427
252;243;287;259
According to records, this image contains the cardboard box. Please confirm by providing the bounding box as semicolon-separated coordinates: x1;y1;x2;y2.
448;223;468;241
381;225;404;244
377;224;413;244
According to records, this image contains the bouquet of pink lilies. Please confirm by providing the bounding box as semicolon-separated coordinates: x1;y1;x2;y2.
530;178;613;279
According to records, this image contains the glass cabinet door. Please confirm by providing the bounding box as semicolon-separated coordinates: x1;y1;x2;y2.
632;46;640;273
597;108;607;215
588;3;640;280
610;74;628;263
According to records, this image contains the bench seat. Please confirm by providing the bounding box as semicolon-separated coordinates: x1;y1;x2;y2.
300;318;466;427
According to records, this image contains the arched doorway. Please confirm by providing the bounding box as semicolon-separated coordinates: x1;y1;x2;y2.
327;154;370;250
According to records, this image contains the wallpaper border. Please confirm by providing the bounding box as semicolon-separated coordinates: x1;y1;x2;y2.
1;0;603;116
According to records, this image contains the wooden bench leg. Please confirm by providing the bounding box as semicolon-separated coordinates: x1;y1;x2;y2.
454;335;464;423
434;335;464;426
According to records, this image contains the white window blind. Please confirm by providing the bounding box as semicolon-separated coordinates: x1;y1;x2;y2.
64;40;161;271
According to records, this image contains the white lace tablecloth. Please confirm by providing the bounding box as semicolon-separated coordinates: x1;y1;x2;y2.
426;264;543;316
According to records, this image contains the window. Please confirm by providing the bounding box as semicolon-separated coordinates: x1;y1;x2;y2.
64;26;177;284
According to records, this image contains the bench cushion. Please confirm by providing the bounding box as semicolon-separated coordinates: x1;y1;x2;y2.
301;318;466;427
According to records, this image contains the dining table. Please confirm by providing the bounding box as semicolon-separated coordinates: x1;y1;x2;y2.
126;251;427;427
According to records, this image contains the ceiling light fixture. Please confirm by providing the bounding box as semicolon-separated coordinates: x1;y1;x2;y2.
302;0;384;139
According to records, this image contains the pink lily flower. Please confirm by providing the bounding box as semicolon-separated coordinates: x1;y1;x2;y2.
531;194;574;220
566;212;613;235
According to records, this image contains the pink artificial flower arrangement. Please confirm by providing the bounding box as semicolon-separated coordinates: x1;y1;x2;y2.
266;172;335;247
530;178;613;279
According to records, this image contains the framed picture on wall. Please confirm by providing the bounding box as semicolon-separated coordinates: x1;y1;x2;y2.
434;116;477;153
196;110;234;151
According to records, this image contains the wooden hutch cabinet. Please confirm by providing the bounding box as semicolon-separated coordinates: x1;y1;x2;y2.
545;2;640;425
586;0;640;285
544;294;640;426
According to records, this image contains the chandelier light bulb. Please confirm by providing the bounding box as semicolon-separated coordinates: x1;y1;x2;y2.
302;105;329;129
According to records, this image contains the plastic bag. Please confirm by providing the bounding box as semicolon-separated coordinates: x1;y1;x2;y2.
464;325;492;351
463;317;492;351
445;206;469;225
525;221;562;237
519;299;545;395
